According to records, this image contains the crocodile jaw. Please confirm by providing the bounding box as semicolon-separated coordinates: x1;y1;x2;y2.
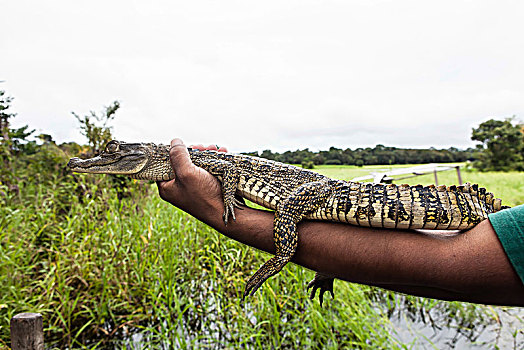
67;153;149;175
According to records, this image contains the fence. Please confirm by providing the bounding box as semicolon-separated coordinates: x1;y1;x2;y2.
351;163;463;185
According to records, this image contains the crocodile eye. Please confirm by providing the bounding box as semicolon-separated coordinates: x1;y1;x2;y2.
106;142;119;153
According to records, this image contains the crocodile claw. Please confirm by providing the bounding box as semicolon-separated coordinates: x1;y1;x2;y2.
223;202;236;225
307;274;335;307
234;197;246;209
243;256;289;299
243;275;265;299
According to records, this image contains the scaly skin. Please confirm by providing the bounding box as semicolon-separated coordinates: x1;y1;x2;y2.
68;140;508;304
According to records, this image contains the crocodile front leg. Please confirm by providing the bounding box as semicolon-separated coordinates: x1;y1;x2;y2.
192;157;243;225
243;180;332;298
307;272;335;307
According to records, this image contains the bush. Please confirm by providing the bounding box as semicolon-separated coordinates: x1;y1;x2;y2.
301;160;315;169
325;159;342;165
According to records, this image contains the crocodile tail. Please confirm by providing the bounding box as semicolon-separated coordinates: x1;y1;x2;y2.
405;182;506;230
332;181;506;230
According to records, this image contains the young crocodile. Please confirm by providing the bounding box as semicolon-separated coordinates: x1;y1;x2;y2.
68;140;508;304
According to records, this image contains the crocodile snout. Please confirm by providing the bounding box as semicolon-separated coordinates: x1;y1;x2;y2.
67;157;81;168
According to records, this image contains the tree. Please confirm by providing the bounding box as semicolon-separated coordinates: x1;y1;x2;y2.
72;101;135;200
72;101;120;155
0;90;13;143
0;90;15;169
0;90;35;180
471;118;524;171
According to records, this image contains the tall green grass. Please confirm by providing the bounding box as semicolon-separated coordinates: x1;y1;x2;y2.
1;182;404;348
0;162;522;348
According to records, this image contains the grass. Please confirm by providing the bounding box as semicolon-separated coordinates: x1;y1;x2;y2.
0;162;523;349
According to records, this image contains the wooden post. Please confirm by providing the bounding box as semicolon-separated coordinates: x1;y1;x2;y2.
10;313;44;350
433;169;439;186
456;166;463;185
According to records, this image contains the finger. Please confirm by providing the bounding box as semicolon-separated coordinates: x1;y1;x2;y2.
156;180;167;195
218;146;228;152
169;139;193;179
207;144;218;151
156;180;175;202
191;144;205;151
156;179;172;191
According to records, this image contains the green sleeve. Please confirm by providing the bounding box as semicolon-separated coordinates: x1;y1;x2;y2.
488;204;524;285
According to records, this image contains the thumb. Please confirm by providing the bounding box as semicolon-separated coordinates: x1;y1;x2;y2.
168;138;194;180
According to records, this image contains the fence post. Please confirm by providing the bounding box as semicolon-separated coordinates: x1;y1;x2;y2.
10;313;44;350
455;166;463;185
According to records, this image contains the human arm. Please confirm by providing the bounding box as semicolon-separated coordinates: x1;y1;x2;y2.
157;139;524;306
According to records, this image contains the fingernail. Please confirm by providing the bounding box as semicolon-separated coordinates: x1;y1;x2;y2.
170;138;184;147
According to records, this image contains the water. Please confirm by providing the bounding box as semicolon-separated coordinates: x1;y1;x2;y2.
56;298;522;349
391;303;523;349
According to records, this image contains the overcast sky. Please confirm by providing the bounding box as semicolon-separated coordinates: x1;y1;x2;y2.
1;1;523;152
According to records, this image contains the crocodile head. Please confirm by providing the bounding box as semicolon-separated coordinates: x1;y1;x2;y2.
67;140;174;181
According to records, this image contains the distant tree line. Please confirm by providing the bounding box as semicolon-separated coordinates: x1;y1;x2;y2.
244;118;523;171
244;145;476;168
1;87;522;172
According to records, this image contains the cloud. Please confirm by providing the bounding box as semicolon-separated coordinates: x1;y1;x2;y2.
1;1;523;152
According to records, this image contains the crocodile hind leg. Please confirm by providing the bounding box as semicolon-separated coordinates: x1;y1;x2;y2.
307;272;335;307
243;180;332;298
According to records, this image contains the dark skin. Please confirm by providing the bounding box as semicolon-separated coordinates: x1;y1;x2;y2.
157;139;524;306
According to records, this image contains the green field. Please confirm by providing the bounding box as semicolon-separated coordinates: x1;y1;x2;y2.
315;163;524;207
0;162;523;349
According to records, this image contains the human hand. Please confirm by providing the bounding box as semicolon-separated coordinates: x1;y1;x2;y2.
189;143;228;152
156;139;228;226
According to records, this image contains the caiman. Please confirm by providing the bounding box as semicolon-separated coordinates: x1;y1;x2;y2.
68;140;508;304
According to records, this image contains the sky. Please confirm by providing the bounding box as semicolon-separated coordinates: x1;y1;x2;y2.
1;1;523;153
